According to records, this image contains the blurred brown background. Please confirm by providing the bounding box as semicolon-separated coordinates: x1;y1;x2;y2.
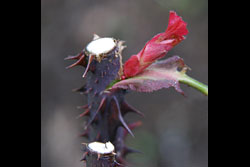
41;0;208;167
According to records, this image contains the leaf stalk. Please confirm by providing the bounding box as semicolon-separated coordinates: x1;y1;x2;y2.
179;74;208;96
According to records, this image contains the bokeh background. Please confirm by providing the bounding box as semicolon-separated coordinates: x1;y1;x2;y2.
41;0;208;167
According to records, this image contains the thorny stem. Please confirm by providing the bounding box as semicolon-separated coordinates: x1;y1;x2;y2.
179;74;208;96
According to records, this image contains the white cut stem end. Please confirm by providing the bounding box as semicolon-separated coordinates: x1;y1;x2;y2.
88;141;115;154
86;38;116;55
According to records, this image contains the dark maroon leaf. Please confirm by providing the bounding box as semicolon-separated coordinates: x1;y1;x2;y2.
112;56;189;95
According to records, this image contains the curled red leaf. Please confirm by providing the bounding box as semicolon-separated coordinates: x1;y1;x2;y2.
123;11;188;78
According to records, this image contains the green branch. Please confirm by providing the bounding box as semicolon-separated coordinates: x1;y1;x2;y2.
179;74;208;96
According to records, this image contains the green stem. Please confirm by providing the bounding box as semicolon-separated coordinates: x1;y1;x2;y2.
179;74;208;96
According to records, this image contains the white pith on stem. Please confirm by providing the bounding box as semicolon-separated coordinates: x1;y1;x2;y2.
88;141;115;154
86;38;116;55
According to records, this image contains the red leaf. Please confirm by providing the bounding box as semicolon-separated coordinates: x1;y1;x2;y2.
113;56;188;94
123;11;188;78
